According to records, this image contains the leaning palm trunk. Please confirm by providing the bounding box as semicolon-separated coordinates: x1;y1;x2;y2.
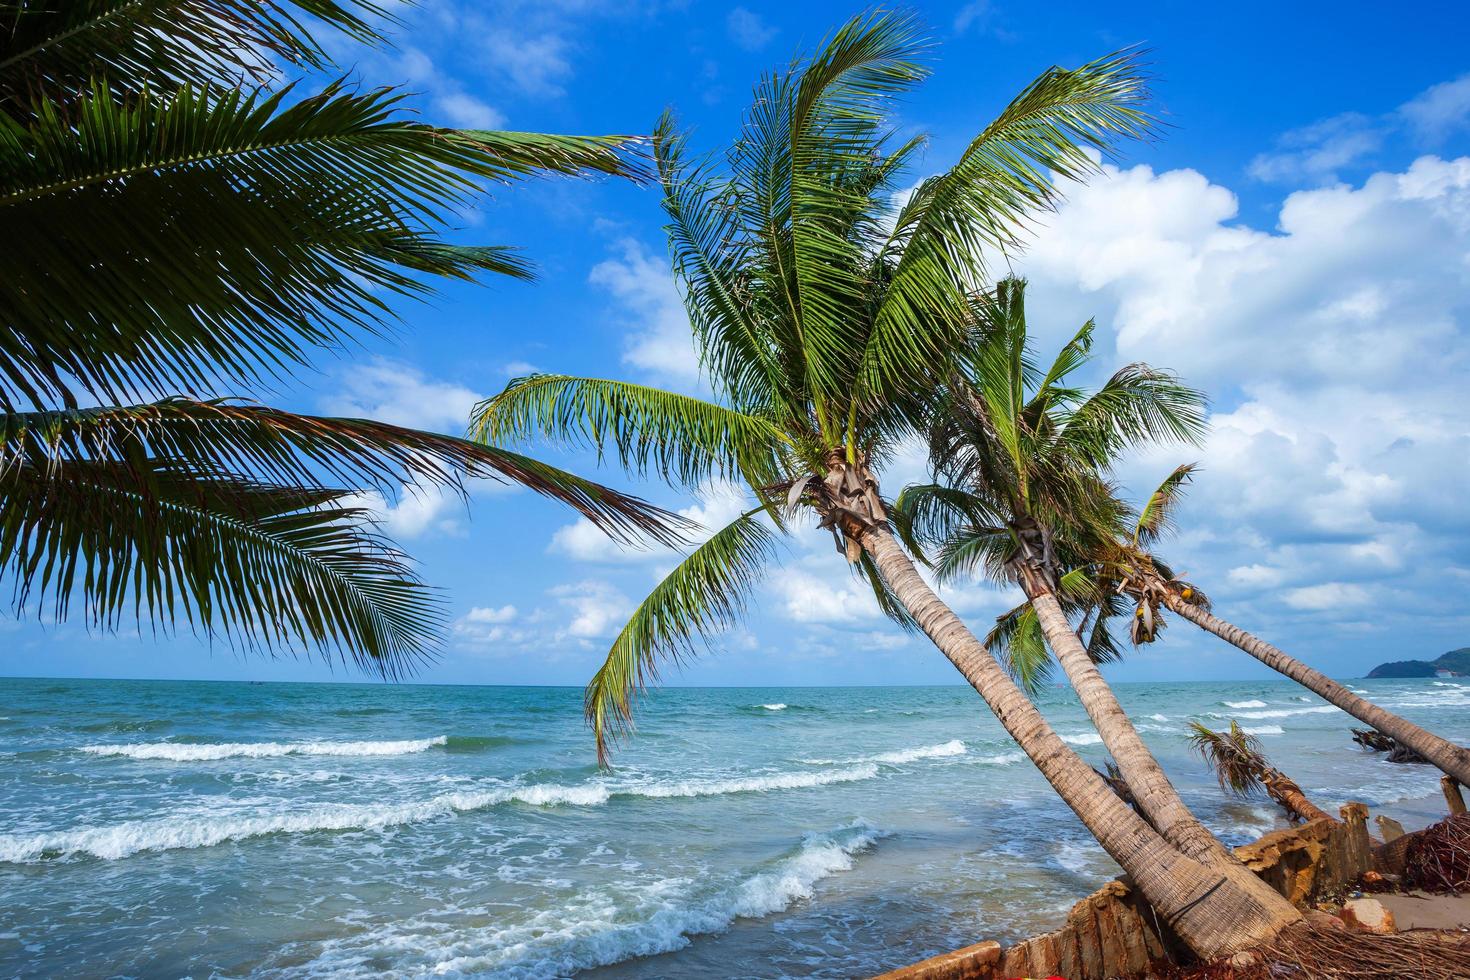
1018;568;1245;868
1163;591;1470;786
856;522;1301;958
1261;774;1334;824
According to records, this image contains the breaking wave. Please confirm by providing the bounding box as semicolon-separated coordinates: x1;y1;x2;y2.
305;821;887;978
1243;725;1284;736
1223;699;1267;709
79;736;447;762
2;765;882;863
1060;732;1103;746
757;703;787;711
1216;705;1340;720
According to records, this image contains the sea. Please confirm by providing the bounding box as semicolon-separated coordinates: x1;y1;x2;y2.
2;676;1467;978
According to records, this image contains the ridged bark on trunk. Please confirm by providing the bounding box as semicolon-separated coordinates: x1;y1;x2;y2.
1017;570;1238;867
857;525;1301;959
1163;592;1470;786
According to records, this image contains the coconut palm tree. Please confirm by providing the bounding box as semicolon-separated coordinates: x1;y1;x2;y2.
1108;466;1470;788
0;0;681;674
1188;721;1333;824
891;278;1268;882
474;12;1299;956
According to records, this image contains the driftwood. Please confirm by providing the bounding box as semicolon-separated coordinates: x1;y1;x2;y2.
1352;727;1429;764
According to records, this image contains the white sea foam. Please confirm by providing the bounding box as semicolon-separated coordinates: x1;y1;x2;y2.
327;821;887;978
1224;699;1267;709
3;760;889;864
1149;714;1170;722
1243;725;1284;736
866;739;966;764
1432;681;1464;688
1218;705;1340;720
1060;732;1103;746
628;765;878;799
0;784;600;863
757;703;787;711
975;752;1025;765
79;736;447;761
799;739;969;766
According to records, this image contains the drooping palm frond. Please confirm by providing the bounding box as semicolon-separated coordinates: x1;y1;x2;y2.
1134;463;1199;548
1;459;439;676
986;600;1052;693
587;510;778;762
1187;720;1268;797
1053;364;1208;472
0;0;387;115
0;82;644;411
3;399;687;547
471;375;788;490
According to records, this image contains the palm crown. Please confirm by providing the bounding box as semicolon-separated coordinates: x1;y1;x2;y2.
890;277;1206;689
0;0;681;675
472;11;1159;757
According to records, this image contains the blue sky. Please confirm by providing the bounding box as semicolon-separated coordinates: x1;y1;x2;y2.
6;0;1470;687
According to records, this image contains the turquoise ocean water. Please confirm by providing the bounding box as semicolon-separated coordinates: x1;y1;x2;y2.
2;676;1467;978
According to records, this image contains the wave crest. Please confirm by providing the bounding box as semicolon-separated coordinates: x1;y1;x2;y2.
79;736;447;762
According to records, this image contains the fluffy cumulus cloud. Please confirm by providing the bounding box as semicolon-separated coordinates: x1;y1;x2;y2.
1007;151;1470;658
589;238;701;384
320;359;483;433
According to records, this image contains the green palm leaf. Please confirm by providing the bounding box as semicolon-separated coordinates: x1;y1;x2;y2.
0;80;644;410
1134;463;1199;548
4;398;686;547
471;375;788;490
1;459;439;675
587;510;778;762
0;0;386;115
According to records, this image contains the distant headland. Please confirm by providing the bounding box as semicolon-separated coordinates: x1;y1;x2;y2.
1367;647;1470;678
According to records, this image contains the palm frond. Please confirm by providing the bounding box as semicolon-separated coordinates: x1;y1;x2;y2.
1;459;439;676
4;398;687;547
878;49;1155;336
986;600;1052;694
471;375;786;490
0;0;386;115
0;81;644;410
1186;720;1267;798
1134;462;1199;548
1054;364;1208;472
587;510;778;762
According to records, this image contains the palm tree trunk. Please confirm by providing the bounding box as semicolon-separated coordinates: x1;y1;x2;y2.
857;524;1301;958
1017;569;1240;868
1162;592;1470;786
1261;774;1333;824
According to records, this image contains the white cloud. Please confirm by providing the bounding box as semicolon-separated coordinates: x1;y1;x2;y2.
1007;149;1470;645
485;31;573;97
726;8;777;51
343;485;466;540
551;580;633;639
1400;73;1470;144
390;46;506;129
1250;72;1470;183
321;359;482;434
771;567;884;624
466;604;518;624
452;604;532;648
589;238;701;384
1248;113;1384;184
1283;583;1373;612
